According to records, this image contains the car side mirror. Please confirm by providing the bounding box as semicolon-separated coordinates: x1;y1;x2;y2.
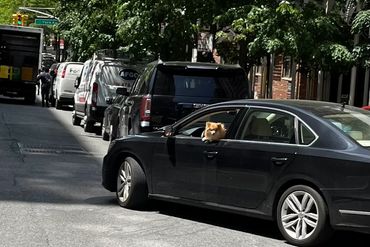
163;125;175;137
74;76;81;88
105;97;113;105
116;87;129;96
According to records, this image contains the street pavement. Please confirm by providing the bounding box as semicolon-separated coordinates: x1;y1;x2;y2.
0;95;369;247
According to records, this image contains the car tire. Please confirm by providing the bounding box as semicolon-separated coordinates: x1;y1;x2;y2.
95;125;102;135
102;125;109;141
109;125;116;141
50;97;56;107
116;157;148;209
72;113;81;126
84;120;95;133
55;98;62;109
276;185;333;247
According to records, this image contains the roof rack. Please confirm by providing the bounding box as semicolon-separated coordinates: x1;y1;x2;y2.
93;49;155;65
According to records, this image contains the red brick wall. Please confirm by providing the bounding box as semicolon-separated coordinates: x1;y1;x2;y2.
272;55;290;99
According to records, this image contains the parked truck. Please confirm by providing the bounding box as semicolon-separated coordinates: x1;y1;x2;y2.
0;25;43;103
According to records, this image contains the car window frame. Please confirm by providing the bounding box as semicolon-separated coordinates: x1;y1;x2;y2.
234;106;318;146
172;105;247;140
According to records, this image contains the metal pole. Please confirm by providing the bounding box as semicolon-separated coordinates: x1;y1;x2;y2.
290;59;297;99
317;69;323;101
268;54;274;99
337;74;343;103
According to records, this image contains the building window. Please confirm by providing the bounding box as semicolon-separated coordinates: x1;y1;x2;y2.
282;56;292;79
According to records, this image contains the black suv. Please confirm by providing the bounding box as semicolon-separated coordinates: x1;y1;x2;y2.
116;61;250;138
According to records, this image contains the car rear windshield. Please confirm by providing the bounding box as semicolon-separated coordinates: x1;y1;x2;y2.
153;68;249;98
65;63;83;78
315;106;370;147
102;65;138;88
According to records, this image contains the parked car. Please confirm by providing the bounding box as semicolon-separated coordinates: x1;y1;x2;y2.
103;99;370;246
101;88;128;141
49;62;60;106
115;60;250;140
53;62;83;109
72;58;140;133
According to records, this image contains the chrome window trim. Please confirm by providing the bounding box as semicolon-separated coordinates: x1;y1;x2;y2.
339;209;370;216
171;104;319;147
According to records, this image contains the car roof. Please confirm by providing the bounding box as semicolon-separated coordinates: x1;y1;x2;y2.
206;99;356;117
149;60;242;70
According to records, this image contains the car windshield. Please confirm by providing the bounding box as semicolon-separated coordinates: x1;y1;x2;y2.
316;106;370;147
154;68;249;98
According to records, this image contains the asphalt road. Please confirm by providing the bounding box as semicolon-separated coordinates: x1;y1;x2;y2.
0;95;369;247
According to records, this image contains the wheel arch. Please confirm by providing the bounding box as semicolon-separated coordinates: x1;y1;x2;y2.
272;178;330;221
107;150;149;192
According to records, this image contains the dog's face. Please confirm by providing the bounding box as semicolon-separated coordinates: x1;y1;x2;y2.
204;122;226;141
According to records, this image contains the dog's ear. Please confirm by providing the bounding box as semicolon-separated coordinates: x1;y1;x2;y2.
217;123;224;129
206;122;212;128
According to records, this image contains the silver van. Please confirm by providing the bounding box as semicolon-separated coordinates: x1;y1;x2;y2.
72;59;141;133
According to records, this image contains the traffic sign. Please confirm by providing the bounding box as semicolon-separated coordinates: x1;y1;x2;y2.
35;18;58;26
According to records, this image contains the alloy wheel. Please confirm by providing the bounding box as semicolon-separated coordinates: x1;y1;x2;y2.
280;191;319;241
117;161;132;203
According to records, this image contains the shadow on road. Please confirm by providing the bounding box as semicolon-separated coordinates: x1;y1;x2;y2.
143;200;370;246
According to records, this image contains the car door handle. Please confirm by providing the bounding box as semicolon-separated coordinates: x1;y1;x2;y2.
203;151;218;159
271;157;288;166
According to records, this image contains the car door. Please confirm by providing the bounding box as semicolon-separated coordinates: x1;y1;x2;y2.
75;62;93;115
208;107;299;209
151;106;245;201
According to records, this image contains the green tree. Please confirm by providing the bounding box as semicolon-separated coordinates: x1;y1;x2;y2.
55;0;118;61
215;1;353;73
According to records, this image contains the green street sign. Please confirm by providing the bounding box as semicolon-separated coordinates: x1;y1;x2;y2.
35;18;58;26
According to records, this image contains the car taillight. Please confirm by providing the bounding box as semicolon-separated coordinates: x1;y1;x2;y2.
140;95;151;127
91;82;98;109
61;67;66;78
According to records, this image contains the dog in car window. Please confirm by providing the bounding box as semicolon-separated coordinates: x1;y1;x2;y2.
202;122;226;143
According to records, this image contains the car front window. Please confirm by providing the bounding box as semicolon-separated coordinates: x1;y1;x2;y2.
177;108;241;138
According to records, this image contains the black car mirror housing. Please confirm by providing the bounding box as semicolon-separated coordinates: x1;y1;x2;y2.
164;125;175;137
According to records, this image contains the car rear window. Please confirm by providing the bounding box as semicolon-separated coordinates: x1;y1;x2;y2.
65;63;83;79
315;106;370;147
102;65;139;89
153;68;249;98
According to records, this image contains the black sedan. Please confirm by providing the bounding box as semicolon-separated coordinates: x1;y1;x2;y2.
102;94;126;141
102;99;370;246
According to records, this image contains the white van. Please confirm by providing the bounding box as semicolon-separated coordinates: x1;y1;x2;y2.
54;62;83;109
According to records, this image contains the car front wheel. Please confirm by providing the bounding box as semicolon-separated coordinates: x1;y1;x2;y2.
116;157;148;208
276;185;332;247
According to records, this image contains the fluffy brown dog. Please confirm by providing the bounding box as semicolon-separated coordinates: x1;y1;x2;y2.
202;122;226;142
